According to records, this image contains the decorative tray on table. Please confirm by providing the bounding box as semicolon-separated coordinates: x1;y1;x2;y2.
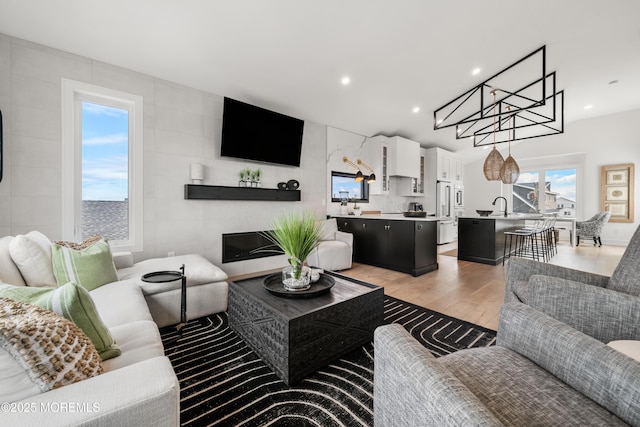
262;273;335;298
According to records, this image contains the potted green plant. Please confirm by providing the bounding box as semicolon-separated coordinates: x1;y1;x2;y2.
261;211;322;291
239;168;251;187
253;168;262;188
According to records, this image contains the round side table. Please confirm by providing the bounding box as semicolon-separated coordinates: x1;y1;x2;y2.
142;264;187;334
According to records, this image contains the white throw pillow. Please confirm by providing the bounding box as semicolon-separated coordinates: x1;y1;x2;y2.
8;231;57;287
0;236;27;286
608;340;640;362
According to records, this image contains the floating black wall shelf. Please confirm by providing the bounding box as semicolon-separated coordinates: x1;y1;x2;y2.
184;184;300;202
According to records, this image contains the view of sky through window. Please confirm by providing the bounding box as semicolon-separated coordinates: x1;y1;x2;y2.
81;102;129;201
513;168;576;214
545;169;577;201
332;175;362;200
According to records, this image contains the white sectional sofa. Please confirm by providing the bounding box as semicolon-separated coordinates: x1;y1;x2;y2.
0;232;229;426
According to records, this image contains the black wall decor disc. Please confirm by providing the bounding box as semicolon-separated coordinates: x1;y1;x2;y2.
287;179;300;190
277;182;288;190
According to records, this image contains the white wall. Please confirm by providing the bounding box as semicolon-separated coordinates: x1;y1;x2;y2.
0;34;326;276
463;109;640;245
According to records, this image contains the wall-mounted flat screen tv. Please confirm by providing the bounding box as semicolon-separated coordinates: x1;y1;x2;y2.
221;97;304;167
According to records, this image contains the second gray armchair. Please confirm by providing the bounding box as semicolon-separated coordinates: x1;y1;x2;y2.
505;223;640;304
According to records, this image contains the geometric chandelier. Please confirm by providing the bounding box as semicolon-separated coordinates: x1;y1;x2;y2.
458;76;564;146
433;46;564;146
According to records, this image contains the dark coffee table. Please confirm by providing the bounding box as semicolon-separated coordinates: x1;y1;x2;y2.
228;270;384;385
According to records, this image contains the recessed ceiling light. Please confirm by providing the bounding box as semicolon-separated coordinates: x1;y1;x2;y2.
413;107;420;113
341;76;351;86
456;128;461;134
584;105;593;110
472;68;481;75
436;119;443;125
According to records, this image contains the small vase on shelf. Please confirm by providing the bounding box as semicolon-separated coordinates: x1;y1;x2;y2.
250;169;261;188
239;168;252;187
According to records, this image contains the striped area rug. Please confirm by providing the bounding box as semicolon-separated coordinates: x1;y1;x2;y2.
160;296;496;427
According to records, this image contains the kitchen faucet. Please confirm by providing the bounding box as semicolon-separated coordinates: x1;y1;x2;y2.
492;196;508;217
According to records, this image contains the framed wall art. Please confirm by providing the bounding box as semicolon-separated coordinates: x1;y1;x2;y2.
601;163;634;223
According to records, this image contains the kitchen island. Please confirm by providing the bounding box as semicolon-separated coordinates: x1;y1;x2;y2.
457;215;530;265
334;214;439;276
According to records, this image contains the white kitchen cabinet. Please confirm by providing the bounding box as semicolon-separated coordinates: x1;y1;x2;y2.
453;158;464;183
400;148;426;196
366;135;390;195
388;136;420;178
427;147;462;183
437;154;451;181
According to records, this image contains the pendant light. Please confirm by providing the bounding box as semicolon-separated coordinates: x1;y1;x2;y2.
343;157;364;182
500;107;520;184
482;90;504;181
357;159;376;183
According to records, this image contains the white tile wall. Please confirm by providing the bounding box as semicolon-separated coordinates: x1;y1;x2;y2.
0;32;327;276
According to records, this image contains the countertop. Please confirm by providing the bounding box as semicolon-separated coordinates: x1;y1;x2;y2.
459;214;545;220
333;213;439;222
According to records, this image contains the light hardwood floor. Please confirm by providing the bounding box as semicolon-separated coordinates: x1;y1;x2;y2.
338;241;626;330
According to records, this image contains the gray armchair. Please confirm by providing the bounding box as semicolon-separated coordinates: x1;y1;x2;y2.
374;298;640;426
576;211;611;246
375;226;640;426
505;223;640;303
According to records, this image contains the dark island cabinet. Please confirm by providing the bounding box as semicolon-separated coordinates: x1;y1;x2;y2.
457;217;526;265
336;218;438;276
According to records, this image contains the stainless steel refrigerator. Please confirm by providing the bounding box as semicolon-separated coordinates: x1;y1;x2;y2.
436;181;456;244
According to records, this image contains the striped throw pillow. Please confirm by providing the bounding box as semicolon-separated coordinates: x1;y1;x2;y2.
0;282;121;360
51;237;119;291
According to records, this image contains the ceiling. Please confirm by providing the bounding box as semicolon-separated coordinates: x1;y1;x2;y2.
2;0;640;159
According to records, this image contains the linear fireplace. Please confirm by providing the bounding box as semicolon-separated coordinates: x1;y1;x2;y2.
222;231;283;264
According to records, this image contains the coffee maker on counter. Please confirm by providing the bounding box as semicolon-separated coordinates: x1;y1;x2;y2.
403;202;426;217
408;202;423;212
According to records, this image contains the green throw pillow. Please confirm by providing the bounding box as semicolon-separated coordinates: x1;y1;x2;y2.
51;237;119;291
0;282;121;360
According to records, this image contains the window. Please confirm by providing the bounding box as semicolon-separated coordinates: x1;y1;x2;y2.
62;80;143;252
512;172;539;214
331;171;369;203
511;168;577;216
